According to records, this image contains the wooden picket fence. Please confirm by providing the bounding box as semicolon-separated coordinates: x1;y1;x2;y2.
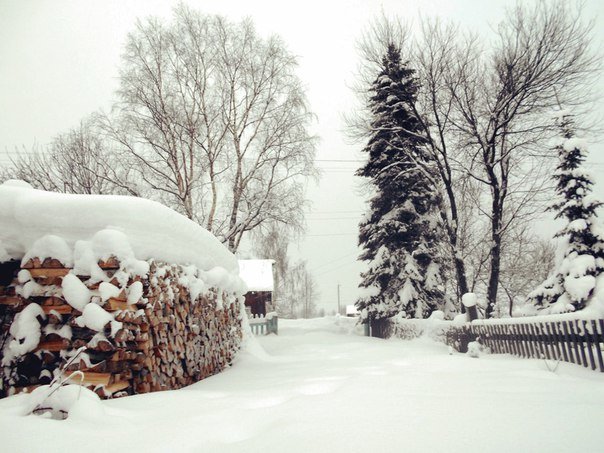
248;313;279;336
456;319;604;372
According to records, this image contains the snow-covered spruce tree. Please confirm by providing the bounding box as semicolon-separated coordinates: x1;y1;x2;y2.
355;44;445;327
527;114;604;314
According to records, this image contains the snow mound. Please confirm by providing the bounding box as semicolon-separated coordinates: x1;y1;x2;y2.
22;235;73;267
62;273;92;310
2;303;45;365
238;260;273;292
0;181;238;274
467;341;488;358
20;383;104;420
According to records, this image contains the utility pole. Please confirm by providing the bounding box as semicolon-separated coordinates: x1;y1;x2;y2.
305;273;309;319
337;283;341;315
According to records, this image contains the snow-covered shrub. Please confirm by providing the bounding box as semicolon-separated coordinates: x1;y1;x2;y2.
2;304;45;366
467;341;489;358
23;383;103;420
389;311;455;342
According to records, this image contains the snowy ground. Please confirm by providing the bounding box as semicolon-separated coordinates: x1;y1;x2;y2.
1;316;603;453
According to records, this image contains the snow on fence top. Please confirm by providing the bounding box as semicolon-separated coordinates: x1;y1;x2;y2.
0;180;239;277
238;259;274;292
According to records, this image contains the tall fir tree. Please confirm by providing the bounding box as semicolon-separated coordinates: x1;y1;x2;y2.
527;113;604;313
355;44;445;324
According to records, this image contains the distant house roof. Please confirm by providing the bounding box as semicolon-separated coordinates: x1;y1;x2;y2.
346;304;359;316
238;259;274;292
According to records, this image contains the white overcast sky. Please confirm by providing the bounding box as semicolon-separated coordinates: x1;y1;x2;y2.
1;0;603;313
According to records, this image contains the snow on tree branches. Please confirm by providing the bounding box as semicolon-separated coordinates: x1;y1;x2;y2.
527;114;604;315
355;44;446;323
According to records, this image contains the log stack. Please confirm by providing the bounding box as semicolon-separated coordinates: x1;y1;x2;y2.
0;257;243;399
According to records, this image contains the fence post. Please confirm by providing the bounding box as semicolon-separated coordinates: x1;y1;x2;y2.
596;320;604;372
461;293;478;321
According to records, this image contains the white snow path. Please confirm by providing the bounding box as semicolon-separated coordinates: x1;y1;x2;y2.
1;317;603;453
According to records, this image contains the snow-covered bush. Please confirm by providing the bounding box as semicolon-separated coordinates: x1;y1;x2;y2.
389;311;455;342
12;378;104;420
467;341;489;358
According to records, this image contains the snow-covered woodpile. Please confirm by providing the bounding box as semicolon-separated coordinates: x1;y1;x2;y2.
0;181;246;399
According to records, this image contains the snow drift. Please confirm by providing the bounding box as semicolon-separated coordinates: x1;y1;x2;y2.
0;180;239;275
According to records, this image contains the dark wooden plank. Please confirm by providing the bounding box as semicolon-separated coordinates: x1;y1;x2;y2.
537;323;551;360
583;320;597;371
545;323;561;361
499;324;507;354
560;321;574;365
575;320;588;367
526;323;536;358
485;325;495;351
507;324;517;355
497;326;506;354
557;321;568;362
509;324;519;357
551;322;566;362
541;323;552;360
567;320;582;366
494;325;503;354
523;323;533;358
592;320;604;372
484;325;493;352
491;326;500;354
523;323;537;360
478;325;486;350
517;323;528;358
473;325;481;349
549;322;562;361
510;324;518;355
516;324;528;358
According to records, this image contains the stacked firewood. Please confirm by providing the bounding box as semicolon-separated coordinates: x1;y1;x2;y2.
0;257;243;399
131;262;242;393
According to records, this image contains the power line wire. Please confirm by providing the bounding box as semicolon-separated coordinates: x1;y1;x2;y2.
314;259;360;277
306;216;360;221
315;159;364;163
305;232;358;237
312;250;359;272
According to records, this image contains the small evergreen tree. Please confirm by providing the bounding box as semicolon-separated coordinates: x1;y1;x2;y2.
355;44;445;325
527;113;604;313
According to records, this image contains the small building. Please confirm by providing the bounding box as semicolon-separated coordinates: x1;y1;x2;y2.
346;304;359;317
238;259;275;316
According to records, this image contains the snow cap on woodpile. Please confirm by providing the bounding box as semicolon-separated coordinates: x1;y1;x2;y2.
238;259;274;292
0;180;239;276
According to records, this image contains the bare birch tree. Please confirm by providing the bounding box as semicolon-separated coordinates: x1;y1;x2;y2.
3;119;139;196
100;6;317;251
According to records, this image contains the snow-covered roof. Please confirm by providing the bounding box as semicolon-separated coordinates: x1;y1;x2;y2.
346;304;359;316
238;259;274;292
0;180;238;274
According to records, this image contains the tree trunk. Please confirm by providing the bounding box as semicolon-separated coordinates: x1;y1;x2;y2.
206;161;217;232
227;141;243;252
439;208;469;312
454;256;470;310
486;199;502;319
